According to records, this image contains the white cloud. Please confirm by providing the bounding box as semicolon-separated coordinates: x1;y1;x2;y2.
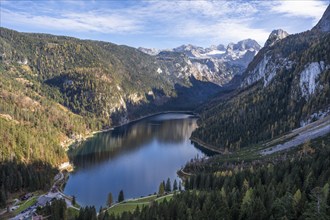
173;18;269;45
126;1;266;44
137;1;267;45
135;1;258;20
1;8;142;34
270;0;328;23
1;0;327;48
1;0;265;42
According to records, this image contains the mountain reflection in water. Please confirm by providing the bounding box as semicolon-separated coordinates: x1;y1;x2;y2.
64;113;207;208
68;113;198;169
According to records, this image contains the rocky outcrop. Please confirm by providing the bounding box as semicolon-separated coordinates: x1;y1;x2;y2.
264;29;289;47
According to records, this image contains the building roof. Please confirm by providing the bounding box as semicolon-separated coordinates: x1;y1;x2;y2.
37;196;52;207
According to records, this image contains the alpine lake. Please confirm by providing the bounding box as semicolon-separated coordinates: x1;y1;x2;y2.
64;113;212;208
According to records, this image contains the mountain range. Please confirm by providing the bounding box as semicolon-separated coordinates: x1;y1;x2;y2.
139;39;261;86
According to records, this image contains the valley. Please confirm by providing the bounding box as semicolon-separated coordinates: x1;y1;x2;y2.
1;2;330;220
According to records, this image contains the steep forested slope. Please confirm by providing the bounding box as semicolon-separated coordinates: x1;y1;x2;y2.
0;64;91;207
192;23;330;151
0;27;224;165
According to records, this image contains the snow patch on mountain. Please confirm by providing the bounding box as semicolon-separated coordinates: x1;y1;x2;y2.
205;50;226;56
299;61;328;99
139;39;260;86
174;40;261;82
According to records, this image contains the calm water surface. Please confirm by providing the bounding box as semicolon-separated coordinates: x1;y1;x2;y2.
64;113;208;208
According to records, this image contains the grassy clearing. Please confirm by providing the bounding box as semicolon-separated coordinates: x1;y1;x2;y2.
155;194;174;203
108;203;147;216
125;195;157;204
8;190;42;206
14;196;37;215
107;193;174;216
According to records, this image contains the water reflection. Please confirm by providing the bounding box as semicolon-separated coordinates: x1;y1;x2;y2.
68;114;198;169
64;113;206;208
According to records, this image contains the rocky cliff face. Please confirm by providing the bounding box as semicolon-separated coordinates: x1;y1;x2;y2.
299;61;329;99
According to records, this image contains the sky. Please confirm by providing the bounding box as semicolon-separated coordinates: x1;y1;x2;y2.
1;0;329;49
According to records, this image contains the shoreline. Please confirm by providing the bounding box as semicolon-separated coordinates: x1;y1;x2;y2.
60;110;197;170
112;110;196;129
64;110;196;151
52;110;201;212
190;137;224;154
58;111;197;207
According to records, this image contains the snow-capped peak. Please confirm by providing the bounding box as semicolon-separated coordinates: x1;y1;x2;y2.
138;39;261;86
171;40;260;61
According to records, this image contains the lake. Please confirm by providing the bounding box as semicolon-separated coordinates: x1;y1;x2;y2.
64;113;209;208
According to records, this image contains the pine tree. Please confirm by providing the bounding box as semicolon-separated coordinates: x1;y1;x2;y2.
165;178;171;192
178;181;182;191
158;182;165;196
107;192;113;207
118;190;124;203
173;179;178;191
72;195;76;206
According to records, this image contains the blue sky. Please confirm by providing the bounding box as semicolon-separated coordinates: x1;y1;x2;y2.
1;0;329;49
